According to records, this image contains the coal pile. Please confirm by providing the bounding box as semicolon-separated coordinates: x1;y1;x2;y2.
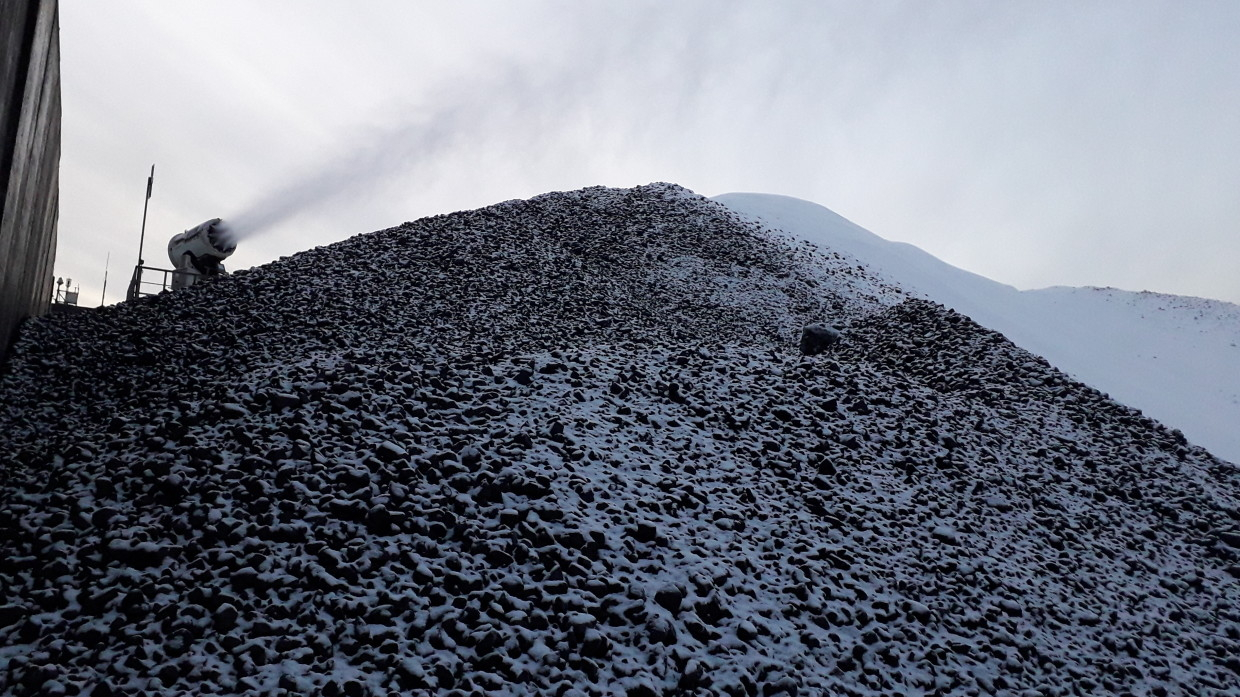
1;183;1238;697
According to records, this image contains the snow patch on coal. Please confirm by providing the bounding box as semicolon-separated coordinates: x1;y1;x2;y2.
716;191;1240;465
1;183;1238;696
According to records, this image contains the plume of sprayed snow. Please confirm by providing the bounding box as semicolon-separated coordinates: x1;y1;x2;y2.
215;4;735;245
212;219;240;248
215;5;701;246
218;115;452;243
219;74;537;244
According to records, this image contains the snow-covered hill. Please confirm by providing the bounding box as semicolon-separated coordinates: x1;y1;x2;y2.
715;193;1240;465
1;184;1238;696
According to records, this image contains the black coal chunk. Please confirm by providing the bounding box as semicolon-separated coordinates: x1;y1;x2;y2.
800;323;842;355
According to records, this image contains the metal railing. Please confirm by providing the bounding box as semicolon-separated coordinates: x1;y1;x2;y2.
126;265;196;302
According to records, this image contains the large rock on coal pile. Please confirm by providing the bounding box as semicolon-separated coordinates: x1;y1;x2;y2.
0;184;1237;697
799;322;842;355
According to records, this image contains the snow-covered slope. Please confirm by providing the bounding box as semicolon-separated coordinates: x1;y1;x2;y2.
1;184;1238;696
714;193;1240;465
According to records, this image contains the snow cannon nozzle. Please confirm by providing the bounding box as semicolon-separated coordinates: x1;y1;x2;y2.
167;218;236;290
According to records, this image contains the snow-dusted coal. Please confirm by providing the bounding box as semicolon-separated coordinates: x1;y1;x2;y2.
2;183;1238;696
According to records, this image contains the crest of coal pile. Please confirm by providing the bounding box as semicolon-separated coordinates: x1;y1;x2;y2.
2;183;1239;697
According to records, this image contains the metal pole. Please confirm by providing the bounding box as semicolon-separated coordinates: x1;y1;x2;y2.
129;165;154;302
101;252;110;306
137;164;154;266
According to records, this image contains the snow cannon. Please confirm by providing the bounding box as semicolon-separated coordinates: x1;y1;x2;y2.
168;218;235;290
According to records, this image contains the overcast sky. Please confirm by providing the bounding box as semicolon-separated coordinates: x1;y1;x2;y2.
56;0;1240;306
